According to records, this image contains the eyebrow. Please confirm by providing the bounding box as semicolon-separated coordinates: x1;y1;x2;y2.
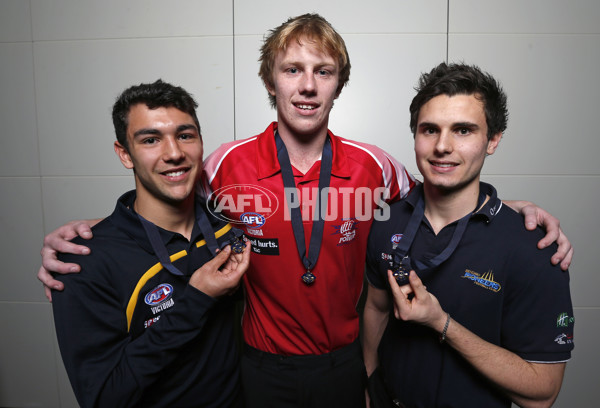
453;122;479;129
132;123;198;138
417;121;480;129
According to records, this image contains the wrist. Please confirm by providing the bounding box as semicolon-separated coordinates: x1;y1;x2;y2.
438;313;451;343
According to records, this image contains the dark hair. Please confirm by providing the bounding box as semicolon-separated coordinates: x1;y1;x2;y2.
259;13;351;108
409;63;508;140
112;79;201;150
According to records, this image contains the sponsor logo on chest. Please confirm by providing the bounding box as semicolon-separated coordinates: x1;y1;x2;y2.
331;218;359;246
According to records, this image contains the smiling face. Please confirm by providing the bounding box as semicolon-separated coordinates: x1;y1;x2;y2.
267;39;340;142
114;104;203;210
414;94;501;197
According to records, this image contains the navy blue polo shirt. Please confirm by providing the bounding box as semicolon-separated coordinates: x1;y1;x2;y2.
53;190;243;408
366;182;574;407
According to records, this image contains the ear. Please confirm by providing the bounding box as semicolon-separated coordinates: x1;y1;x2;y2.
486;132;502;156
266;81;276;97
114;141;134;170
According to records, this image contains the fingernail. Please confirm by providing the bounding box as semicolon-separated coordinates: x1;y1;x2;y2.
81;248;90;255
70;266;78;272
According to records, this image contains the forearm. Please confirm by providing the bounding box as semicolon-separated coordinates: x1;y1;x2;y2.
439;317;564;407
362;286;391;376
362;304;389;376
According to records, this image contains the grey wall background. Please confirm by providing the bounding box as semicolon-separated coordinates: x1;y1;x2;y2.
1;0;598;406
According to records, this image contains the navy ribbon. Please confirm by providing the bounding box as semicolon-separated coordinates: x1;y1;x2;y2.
138;203;220;276
392;188;485;277
275;132;332;285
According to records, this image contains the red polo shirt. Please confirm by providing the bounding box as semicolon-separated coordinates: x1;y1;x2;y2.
203;122;415;355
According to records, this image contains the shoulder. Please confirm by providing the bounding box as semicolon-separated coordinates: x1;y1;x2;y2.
57;216;134;273
488;204;567;284
334;135;415;198
204;135;257;170
336;136;396;168
494;204;549;248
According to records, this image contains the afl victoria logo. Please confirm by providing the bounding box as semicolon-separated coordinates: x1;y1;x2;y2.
144;283;173;305
240;212;266;229
391;234;403;244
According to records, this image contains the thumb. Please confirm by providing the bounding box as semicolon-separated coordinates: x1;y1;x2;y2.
206;246;231;269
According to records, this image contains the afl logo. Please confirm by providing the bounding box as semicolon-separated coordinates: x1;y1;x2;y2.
240;212;266;229
391;234;403;244
144;283;173;306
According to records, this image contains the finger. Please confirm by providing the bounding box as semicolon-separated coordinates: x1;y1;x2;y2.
40;249;82;274
239;241;251;267
399;283;414;297
212;245;231;267
46;239;91;256
536;225;560;250
545;227;571;263
407;270;428;298
37;265;65;292
44;285;53;302
73;222;94;240
226;241;252;279
522;206;538;231
558;247;574;271
387;270;408;302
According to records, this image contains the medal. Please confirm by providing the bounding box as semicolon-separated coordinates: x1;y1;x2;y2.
392;256;410;285
301;270;316;285
231;238;245;254
392;265;409;285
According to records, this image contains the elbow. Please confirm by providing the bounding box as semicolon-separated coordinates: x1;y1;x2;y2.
516;387;562;408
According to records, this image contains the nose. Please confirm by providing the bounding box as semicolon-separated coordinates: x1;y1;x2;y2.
434;131;452;154
163;137;185;162
299;72;316;94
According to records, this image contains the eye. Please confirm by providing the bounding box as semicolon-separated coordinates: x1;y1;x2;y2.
456;127;471;135
179;133;194;140
142;137;157;145
287;67;299;74
422;127;438;135
317;69;329;76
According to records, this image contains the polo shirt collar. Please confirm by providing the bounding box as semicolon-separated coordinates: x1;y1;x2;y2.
475;182;502;222
405;181;501;222
112;190;205;254
256;122;351;180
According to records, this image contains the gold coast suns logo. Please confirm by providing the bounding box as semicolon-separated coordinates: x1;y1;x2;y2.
461;269;501;293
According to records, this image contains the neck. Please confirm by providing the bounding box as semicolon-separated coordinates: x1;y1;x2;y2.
277;127;328;174
134;193;196;240
422;182;484;235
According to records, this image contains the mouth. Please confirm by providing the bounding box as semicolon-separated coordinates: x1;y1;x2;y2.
430;161;458;170
294;103;318;111
161;167;190;179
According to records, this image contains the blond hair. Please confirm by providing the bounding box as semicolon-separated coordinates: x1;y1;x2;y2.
259;13;351;108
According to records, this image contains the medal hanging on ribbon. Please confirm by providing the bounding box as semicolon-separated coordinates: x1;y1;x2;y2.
391;184;477;285
276;132;332;286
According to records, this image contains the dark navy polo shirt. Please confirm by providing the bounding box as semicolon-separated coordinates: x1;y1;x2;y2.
53;190;243;408
366;182;574;407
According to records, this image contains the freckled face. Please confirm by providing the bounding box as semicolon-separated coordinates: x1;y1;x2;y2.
267;39;340;141
114;104;203;208
414;94;501;195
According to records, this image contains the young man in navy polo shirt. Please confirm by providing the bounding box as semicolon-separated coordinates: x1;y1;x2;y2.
51;80;250;407
363;63;573;407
